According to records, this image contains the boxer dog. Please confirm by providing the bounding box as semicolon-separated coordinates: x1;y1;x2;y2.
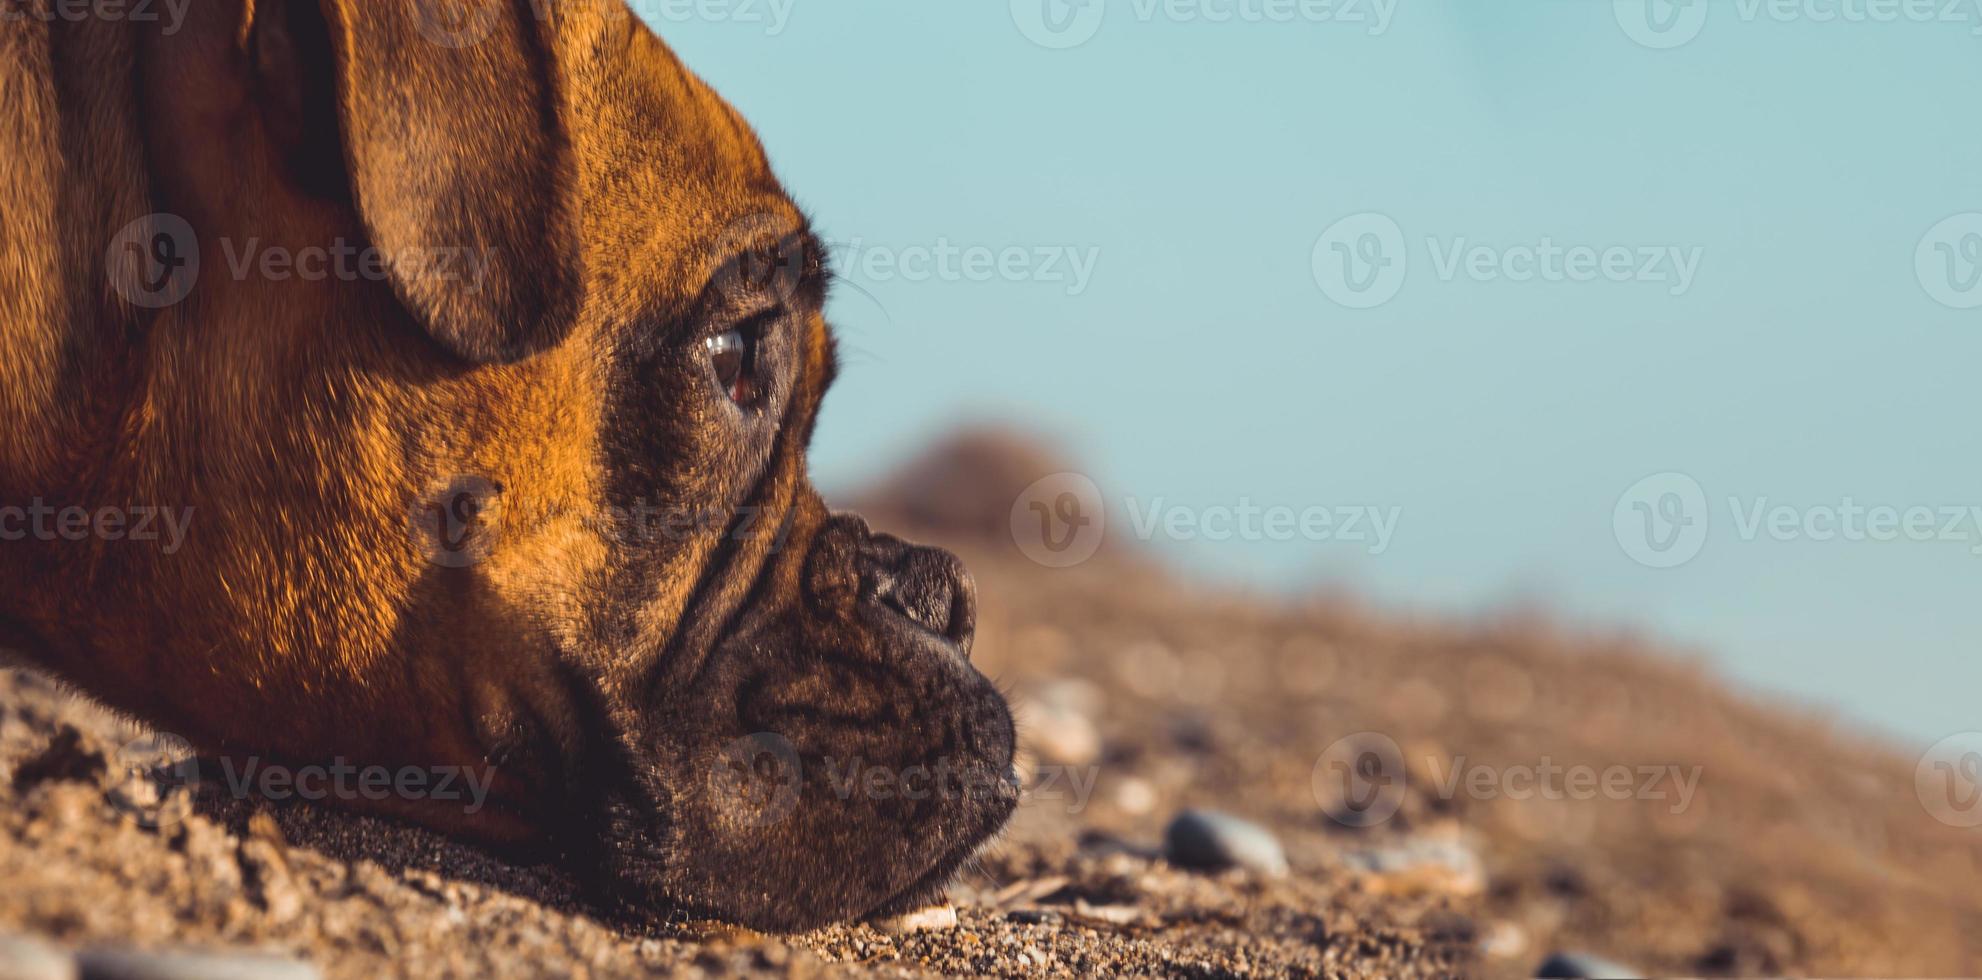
0;0;1016;931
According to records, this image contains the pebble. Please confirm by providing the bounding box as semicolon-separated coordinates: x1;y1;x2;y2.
1480;920;1529;959
1535;951;1642;979
1343;836;1485;898
0;934;75;980
75;949;320;980
1016;680;1103;768
1163;809;1289;877
1112;776;1158;816
1068;901;1147;928
877;905;958;935
991;876;1069;908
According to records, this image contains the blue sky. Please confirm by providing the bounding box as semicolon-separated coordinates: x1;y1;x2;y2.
649;1;1982;745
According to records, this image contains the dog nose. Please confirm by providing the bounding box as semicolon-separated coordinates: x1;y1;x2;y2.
859;534;978;655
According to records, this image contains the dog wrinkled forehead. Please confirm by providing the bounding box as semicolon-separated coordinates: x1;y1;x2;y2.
550;9;804;319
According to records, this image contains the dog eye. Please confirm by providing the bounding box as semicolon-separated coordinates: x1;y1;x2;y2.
704;328;757;406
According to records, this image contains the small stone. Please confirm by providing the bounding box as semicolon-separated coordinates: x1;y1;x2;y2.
991;876;1069;908
1481;920;1528;959
0;934;76;980
75;948;320;980
1112;776;1157;816
1005;910;1060;926
876;905;957;935
1535;951;1642;979
1015;685;1101;769
1344;836;1485;897
1163;809;1289;877
1068;901;1147;928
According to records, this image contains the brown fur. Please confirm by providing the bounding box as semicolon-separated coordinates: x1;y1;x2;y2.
0;0;1014;930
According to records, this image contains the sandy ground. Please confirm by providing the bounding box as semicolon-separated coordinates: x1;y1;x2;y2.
3;432;1980;978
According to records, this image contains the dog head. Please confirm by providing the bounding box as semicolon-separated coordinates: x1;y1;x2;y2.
29;0;1017;930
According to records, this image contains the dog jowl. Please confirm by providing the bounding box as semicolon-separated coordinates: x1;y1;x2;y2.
0;0;1015;930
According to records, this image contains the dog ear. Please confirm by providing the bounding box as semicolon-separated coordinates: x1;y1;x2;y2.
250;0;582;364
